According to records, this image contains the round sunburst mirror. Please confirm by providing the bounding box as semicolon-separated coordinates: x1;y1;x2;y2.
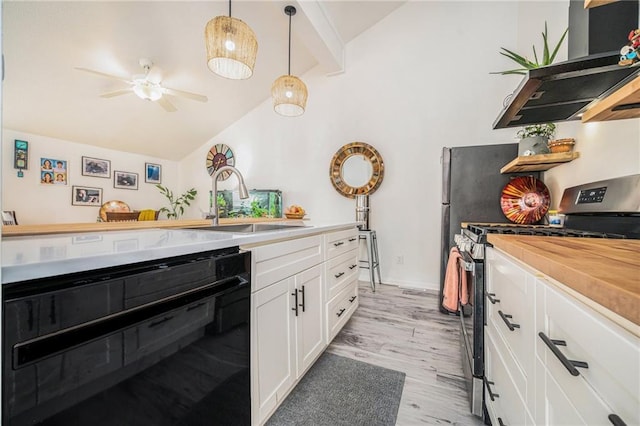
329;142;384;198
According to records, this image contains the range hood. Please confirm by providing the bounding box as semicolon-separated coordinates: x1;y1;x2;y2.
493;0;640;129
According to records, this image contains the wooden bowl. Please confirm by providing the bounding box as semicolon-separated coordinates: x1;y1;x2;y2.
548;138;575;153
285;212;305;219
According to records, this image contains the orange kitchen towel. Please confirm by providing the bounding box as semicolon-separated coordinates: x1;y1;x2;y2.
442;247;468;312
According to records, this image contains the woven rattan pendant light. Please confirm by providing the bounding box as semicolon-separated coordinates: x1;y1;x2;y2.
271;5;308;117
205;0;258;80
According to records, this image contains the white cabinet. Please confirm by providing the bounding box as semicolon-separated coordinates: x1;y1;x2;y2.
535;277;640;426
485;247;640;426
249;227;359;425
484;247;536;425
323;228;359;343
252;277;296;422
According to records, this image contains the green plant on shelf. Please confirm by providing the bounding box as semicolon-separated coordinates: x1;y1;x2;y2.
493;22;568;75
156;185;197;219
516;123;556;140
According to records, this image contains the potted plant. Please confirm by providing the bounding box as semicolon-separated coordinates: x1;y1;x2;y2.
516;123;556;155
156;184;197;219
493;22;568;75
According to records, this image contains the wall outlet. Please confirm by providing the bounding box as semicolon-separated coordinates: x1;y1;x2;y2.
396;255;404;265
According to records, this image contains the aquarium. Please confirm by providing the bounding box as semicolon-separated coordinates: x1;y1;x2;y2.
211;189;283;218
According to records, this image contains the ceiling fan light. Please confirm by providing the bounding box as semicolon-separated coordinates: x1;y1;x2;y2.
205;15;258;80
133;82;163;102
271;75;307;117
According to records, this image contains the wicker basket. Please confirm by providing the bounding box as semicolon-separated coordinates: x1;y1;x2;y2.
548;138;575;153
285;212;305;219
106;211;140;222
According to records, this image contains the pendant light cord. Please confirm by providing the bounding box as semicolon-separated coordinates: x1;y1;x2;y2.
287;11;292;75
228;0;231;17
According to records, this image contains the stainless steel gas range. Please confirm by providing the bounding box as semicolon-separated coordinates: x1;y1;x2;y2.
453;174;640;419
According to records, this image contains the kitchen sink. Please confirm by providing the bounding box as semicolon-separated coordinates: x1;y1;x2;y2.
194;223;309;233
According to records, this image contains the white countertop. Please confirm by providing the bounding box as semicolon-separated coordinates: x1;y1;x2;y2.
1;222;358;284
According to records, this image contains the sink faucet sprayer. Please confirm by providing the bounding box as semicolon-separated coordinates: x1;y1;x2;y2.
210;165;249;225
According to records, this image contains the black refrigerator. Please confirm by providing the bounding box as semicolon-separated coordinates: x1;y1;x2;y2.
439;143;539;313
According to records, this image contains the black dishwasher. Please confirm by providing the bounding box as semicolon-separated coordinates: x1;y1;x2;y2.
2;247;251;426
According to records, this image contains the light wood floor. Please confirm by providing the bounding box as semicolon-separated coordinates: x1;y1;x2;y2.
327;282;484;426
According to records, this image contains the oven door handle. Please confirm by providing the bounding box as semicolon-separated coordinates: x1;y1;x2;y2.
458;251;476;273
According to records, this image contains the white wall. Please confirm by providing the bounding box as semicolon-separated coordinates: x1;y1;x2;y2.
180;1;640;290
2;129;180;224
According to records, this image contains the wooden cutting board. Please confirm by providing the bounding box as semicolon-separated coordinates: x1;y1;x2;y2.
487;235;640;328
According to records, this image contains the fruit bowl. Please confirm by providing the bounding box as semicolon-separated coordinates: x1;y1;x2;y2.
548;138;575;153
285;212;305;219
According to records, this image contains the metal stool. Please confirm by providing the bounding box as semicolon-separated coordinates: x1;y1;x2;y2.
359;229;381;292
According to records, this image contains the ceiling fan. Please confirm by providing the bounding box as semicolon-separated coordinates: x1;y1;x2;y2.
75;58;208;112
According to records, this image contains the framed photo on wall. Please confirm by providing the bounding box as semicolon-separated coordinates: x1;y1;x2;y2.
41;157;68;185
114;171;138;190
14;140;28;170
145;163;162;184
82;156;111;178
72;185;102;206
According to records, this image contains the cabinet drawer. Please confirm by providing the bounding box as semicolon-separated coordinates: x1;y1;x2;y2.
486;248;535;381
539;354;613;425
326;280;358;342
324;228;359;260
326;249;358;301
484;331;528;426
538;280;640;425
253;235;323;292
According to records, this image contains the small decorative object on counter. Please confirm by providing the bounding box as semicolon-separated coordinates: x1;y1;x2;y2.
285;204;306;219
516;123;556;156
619;28;640;65
547;210;565;228
547;138;575;153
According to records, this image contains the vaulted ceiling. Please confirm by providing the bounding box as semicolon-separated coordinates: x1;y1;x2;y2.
3;1;405;160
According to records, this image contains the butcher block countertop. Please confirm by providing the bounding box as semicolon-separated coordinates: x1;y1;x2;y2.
487;235;640;330
1;217;297;237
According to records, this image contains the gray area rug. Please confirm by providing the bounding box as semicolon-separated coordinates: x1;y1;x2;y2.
266;352;405;426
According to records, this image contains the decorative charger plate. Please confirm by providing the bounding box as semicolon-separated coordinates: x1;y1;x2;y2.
500;176;550;224
99;200;131;221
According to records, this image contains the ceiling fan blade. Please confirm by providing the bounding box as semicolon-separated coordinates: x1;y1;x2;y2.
75;67;131;84
157;96;177;112
100;88;133;98
164;87;208;103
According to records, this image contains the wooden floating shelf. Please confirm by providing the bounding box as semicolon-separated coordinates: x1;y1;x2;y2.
582;75;640;123
500;152;580;174
584;0;618;8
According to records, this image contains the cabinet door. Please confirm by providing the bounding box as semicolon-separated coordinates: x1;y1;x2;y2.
295;264;326;378
252;277;296;423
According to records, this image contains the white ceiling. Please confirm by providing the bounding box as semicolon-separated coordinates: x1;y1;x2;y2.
2;1;405;161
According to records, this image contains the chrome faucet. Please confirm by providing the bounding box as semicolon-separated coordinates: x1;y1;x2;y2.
210;165;249;225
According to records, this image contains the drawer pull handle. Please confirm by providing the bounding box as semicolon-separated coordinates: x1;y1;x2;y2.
336;308;346;317
538;332;588;376
486;292;500;304
149;315;174;328
348;238;357;242
299;285;306;313
349;264;358;270
333;241;344;247
498;310;520;331
608;414;627;426
334;272;345;279
187;301;206;311
291;289;299;317
497;418;506;426
483;377;499;401
349;296;357;303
